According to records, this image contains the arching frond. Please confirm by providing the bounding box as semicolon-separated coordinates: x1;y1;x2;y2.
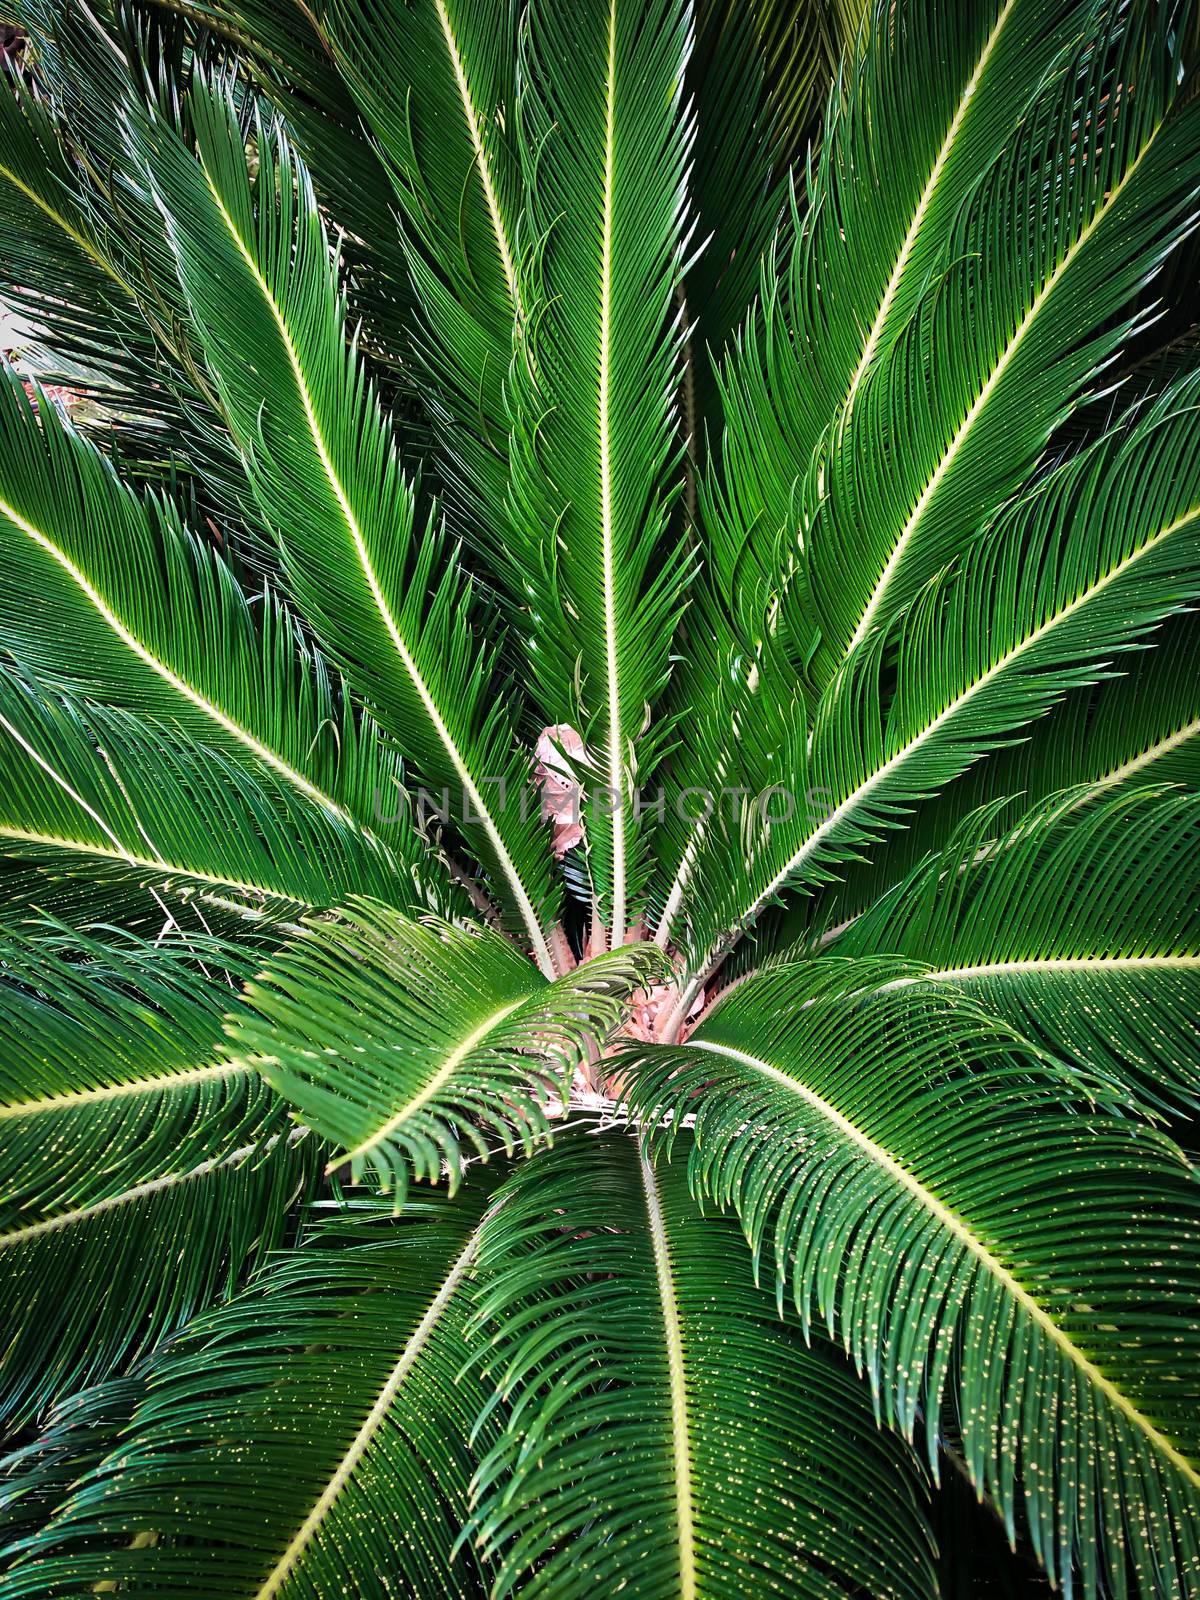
0;1189;497;1599
709;0;1094;626
790;606;1200;948
131;83;559;965
0;78;150;419
201;0;422;379
0;922;259;1215
0;1375;141;1555
226;902;664;1195
0;369;415;848
468;1130;938;1599
505;0;695;940
791;0;1199;688
319;0;521;564
0;670;419;922
1;0;264;530
0;1106;318;1432
623;962;1200;1598
836;788;1200;1116
686;371;1200;982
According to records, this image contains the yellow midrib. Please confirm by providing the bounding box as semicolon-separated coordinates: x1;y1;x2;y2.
0;825;290;903
252;1225;481;1600
842;0;1017;412
0;159;128;292
0;1132;270;1248
1079;714;1200;801
200;162;554;976
330;996;526;1175
598;0;627;944
687;1036;1200;1491
740;502;1200;934
843;121;1160;659
903;953;1200;984
640;1153;697;1599
0;491;341;817
0;1061;249;1122
434;0;522;319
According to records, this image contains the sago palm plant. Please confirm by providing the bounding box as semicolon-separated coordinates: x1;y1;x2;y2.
0;0;1198;1593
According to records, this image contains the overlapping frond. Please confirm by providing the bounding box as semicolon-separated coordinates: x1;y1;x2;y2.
623;961;1200;1598
683;370;1200;984
0;1191;496;1598
0;669;418;922
0;369;418;848
505;0;695;940
226;901;664;1195
790;0;1199;688
0;922;260;1218
468;1130;938;1599
1;1;1198;1594
319;0;521;561
0;76;150;420
788;606;1200;947
0;1375;141;1555
133;81;559;964
2;0;267;532
202;0;422;379
0;916;320;1428
709;0;1095;625
836;788;1200;1116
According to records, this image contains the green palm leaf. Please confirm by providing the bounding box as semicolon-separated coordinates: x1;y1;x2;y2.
835;788;1200;1116
0;922;261;1217
790;606;1200;948
0;1;263;527
0;78;146;414
0;916;321;1427
468;1130;938;1599
132;82;559;965
679;370;1200;991
0;670;419;921
504;0;694;941
0;1375;141;1556
788;0;1199;687
0;1188;498;1599
623;962;1200;1597
710;0;1096;630
226;901;663;1193
319;0;521;563
0;370;413;842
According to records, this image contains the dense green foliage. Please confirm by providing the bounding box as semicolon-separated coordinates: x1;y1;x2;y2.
0;0;1198;1593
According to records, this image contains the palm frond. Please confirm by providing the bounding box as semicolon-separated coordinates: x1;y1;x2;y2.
0;1375;141;1555
0;1189;497;1598
201;0;422;383
133;81;559;965
0;669;423;923
683;370;1200;986
226;901;665;1195
0;921;259;1212
709;0;1096;631
318;0;521;563
789;605;1200;948
835;788;1200;1116
0;1091;318;1431
790;0;1199;689
0;368;421;855
3;0;266;528
0;75;150;419
504;0;695;941
623;961;1200;1598
468;1129;938;1600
